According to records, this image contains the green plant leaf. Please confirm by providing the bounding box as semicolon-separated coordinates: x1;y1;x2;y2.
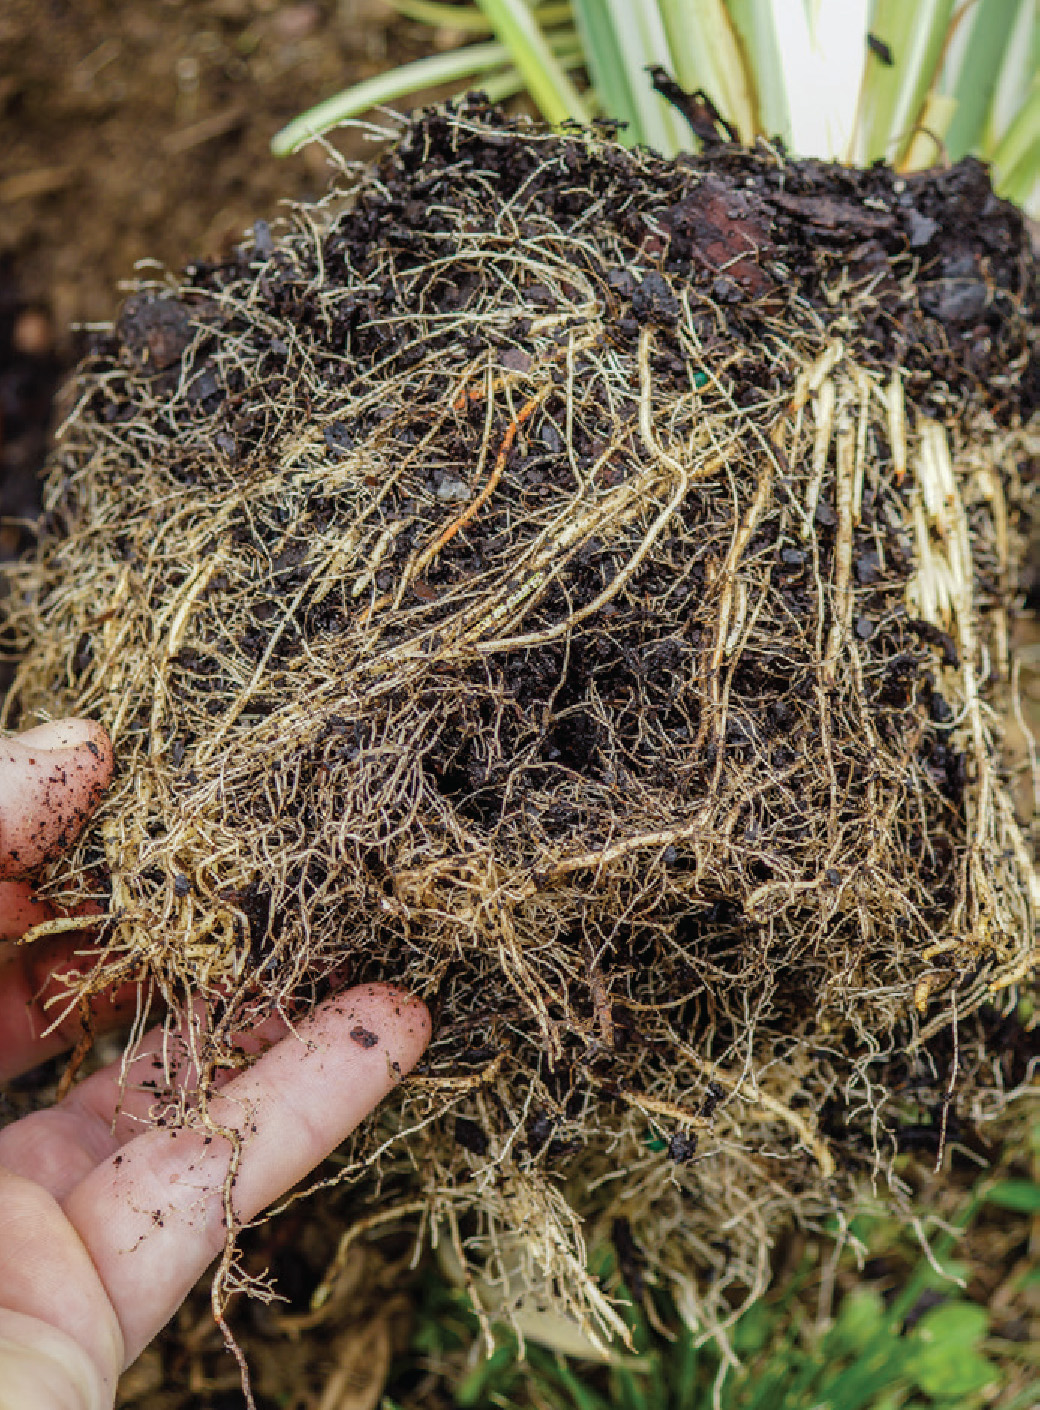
387;0;494;32
474;0;591;123
911;1299;989;1348
988;0;1040;142
664;1324;702;1407
938;0;1024;159
907;1341;999;1398
271;41;522;153
812;1342;918;1410
388;0;576;27
271;28;585;155
526;1343;625;1410
726;0;788;139
730;1298;779;1356
456;1342;520;1405
858;0;957;165
983;1177;1040;1213
597;0;685;153
990;76;1040;185
481;44;586;106
570;0;642;141
659;0;756;142
739;1330;803;1409
870;1395;908;1410
829;1287;886;1353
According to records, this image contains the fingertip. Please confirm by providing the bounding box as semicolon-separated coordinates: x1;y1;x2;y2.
314;982;432;1076
0;719;114;878
18;719;115;798
17;718;113;764
374;982;433;1072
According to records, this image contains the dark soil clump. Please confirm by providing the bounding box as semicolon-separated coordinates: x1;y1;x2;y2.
4;99;1037;1344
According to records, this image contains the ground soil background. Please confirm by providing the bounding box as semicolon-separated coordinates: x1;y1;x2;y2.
0;0;456;539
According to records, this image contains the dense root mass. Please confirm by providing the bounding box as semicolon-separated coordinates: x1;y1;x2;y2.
4;101;1038;1341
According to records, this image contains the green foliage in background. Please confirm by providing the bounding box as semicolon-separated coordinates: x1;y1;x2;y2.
384;1174;1040;1410
273;0;1040;214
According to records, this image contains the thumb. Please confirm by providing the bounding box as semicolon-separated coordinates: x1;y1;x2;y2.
0;721;114;880
0;1302;119;1410
0;1166;122;1410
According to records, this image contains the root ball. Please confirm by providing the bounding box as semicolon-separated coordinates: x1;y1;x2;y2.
5;101;1037;1340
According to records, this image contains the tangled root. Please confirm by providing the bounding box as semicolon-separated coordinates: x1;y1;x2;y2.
4;100;1037;1347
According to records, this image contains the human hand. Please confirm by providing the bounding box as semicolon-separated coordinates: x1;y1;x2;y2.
0;721;431;1410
